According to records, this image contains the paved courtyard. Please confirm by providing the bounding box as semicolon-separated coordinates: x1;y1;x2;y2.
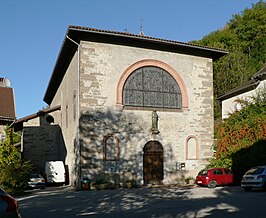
17;185;266;218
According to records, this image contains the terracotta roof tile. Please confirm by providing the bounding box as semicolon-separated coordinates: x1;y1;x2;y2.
68;25;228;53
0;87;16;120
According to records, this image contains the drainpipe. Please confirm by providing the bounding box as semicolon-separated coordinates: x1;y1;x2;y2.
66;35;81;189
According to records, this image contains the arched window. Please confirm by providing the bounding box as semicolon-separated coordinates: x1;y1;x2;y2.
186;136;198;160
123;66;182;109
103;135;120;161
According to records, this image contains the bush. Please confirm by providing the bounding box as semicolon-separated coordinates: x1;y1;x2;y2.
184;176;195;185
216;89;266;159
214;89;266;181
0;128;33;194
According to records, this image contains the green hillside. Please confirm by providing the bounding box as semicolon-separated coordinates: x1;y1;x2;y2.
191;1;266;118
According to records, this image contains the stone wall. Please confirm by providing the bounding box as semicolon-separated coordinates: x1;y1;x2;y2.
49;40;214;186
77;41;214;184
50;51;80;186
22;124;67;176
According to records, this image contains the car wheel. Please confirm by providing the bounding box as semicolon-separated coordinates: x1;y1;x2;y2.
243;187;252;192
208;180;217;188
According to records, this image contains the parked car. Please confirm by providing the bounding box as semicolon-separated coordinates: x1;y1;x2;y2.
28;173;45;189
241;165;266;191
196;167;233;188
0;186;21;218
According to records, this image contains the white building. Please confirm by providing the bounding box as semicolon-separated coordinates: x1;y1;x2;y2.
219;64;266;119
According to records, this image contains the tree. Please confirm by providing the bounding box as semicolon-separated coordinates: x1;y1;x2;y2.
0;127;33;193
229;1;266;72
191;1;266;118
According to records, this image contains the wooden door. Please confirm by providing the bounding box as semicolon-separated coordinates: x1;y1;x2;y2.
143;141;163;185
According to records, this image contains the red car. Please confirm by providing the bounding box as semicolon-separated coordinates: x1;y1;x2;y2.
0;186;21;218
196;167;233;188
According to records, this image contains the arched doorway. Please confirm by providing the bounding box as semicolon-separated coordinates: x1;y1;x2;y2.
143;141;163;185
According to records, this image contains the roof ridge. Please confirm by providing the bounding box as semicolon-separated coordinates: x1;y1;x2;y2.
68;25;228;53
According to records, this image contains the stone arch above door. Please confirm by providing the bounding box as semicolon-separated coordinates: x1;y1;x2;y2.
144;140;164;153
116;59;188;110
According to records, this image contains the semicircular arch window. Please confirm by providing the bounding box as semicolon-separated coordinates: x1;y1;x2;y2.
123;66;182;109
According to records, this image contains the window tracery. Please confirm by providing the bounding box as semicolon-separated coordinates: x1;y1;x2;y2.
123;66;182;109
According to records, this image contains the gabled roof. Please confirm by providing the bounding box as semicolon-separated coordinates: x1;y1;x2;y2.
14;105;61;124
218;64;266;101
44;25;228;105
12;105;61;131
0;87;16;123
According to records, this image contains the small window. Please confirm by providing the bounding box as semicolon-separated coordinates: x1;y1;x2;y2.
103;135;120;161
73;91;76;121
186;136;198;160
213;169;223;175
66;105;68;128
224;169;232;174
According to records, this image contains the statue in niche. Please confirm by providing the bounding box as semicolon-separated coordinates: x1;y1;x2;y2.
151;110;159;134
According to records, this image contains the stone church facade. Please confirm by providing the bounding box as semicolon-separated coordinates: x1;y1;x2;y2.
43;26;227;187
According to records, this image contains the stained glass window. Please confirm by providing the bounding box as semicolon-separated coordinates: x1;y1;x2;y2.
123;66;182;109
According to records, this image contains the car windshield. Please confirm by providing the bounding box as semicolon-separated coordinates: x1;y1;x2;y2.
198;170;208;175
246;167;265;175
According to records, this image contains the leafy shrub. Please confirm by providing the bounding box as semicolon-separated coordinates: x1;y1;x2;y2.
216;89;266;158
0;128;33;194
214;89;266;181
184;176;195;184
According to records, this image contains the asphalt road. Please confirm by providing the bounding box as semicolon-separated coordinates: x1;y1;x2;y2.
16;185;265;218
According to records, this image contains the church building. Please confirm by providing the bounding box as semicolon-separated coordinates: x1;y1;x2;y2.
43;26;227;187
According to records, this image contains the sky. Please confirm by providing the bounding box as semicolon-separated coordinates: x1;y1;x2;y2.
0;0;262;119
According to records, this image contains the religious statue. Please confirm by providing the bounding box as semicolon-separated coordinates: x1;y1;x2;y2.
151;110;159;134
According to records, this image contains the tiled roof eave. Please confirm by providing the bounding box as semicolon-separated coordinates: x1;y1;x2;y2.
218;64;266;101
44;25;228;105
68;25;228;54
14;105;61;125
218;80;260;101
0;116;15;121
